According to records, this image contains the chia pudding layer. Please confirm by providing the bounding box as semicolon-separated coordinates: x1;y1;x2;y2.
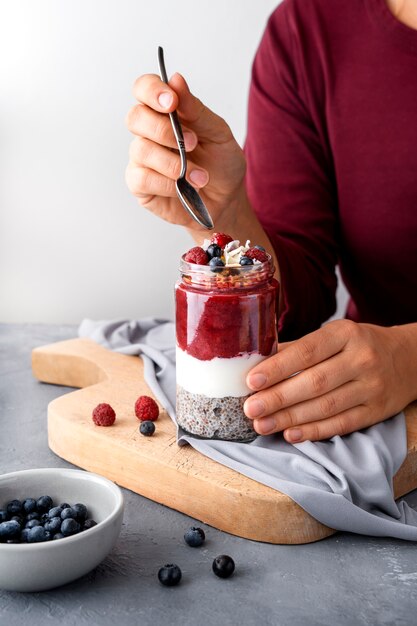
176;385;257;442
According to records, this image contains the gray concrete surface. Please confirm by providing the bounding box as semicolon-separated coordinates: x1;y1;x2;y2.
1;323;417;626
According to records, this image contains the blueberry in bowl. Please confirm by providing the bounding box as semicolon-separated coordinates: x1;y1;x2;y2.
0;468;124;592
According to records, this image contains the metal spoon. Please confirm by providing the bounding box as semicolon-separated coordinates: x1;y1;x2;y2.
157;46;214;230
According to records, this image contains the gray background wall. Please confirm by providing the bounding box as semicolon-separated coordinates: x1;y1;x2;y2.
0;0;347;324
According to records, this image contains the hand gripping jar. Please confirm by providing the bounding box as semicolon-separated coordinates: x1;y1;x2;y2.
175;253;279;442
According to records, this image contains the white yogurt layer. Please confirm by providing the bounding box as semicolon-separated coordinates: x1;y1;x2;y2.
176;347;266;398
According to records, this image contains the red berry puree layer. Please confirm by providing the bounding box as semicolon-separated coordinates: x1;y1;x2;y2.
176;284;277;360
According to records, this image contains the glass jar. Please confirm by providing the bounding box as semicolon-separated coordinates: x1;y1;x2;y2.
175;256;279;442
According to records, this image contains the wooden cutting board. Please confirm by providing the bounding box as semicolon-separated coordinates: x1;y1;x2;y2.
31;338;417;544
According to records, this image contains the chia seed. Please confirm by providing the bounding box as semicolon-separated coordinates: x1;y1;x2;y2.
176;386;257;442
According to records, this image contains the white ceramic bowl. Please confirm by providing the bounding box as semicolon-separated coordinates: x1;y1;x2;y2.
0;468;124;592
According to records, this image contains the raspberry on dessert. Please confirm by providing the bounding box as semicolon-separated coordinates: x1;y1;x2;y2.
210;233;233;249
135;395;159;421
92;403;116;426
184;246;209;265
244;247;269;263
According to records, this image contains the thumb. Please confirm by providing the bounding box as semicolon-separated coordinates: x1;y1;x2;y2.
168;72;233;143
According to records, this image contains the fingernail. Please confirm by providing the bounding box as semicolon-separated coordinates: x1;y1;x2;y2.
287;429;302;442
245;399;265;418
256;417;276;434
248;373;266;390
189;169;208;187
183;131;196;150
158;91;173;109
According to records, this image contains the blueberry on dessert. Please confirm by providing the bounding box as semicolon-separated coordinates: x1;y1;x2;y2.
209;257;225;271
206;243;222;259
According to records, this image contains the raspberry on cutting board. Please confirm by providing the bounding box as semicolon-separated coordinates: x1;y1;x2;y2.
92;403;116;426
135;395;159;421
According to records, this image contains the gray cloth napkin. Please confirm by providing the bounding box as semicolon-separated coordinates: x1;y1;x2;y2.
79;318;417;540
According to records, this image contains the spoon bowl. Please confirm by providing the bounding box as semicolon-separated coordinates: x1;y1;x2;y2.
176;178;214;229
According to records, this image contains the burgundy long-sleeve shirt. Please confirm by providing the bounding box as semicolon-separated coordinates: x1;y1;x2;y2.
245;0;417;341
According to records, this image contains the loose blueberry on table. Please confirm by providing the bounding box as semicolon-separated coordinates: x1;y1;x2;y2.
184;526;205;547
158;564;182;587
212;555;235;579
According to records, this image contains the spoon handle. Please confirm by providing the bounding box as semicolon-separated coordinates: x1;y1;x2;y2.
157;46;187;178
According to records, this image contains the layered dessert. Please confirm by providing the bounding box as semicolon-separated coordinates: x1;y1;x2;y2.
175;233;279;442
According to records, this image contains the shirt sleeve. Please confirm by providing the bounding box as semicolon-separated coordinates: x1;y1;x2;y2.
244;2;339;341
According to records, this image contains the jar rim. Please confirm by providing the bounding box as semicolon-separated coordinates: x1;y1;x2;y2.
179;254;275;290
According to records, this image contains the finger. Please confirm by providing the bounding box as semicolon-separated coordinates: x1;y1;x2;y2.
247;321;351;391
132;73;179;112
126;103;198;151
244;353;355;419
251;380;365;435
125;163;177;199
128;137;209;188
282;405;374;443
167;73;233;143
277;341;294;351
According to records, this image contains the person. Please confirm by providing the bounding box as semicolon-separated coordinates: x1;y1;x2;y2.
125;0;417;444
